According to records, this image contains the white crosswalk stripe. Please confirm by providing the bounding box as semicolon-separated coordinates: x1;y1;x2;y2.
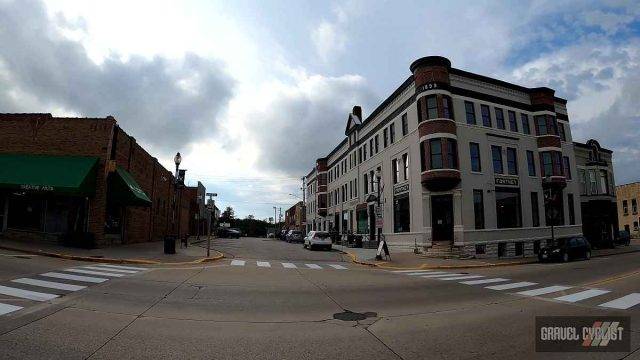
392;269;428;273
12;278;86;292
0;303;22;316
407;271;445;276
64;269;125;277
554;289;610;303
83;266;138;274
421;273;465;278
460;278;510;285
41;272;109;283
517;285;572;297
599;293;640;310
439;275;484;281
486;282;538;291
305;264;322;269
94;264;146;271
282;263;297;269
256;261;271;267
230;260;245;266
0;285;59;301
328;264;347;270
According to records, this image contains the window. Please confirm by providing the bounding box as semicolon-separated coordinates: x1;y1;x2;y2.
568;193;575;225
363;144;367;160
599;170;608;194
465;101;476;125
374;135;379;153
392;159;399;184
541;152;553;177
526;151;536;176
370;170;374;192
563;156;571;180
498;243;506;257
446;139;458;169
481;105;491;127
401;114;408;136
354;178;358;197
390;123;395;144
363;173;368;194
430;139;443;169
473;189;485;229
635;221;639;231
495;108;505;129
623;200;628;215
632;199;637;214
369;138;374;157
358;147;362;164
515;243;524;257
442;95;454;119
534;240;541;254
508;111;518;132
475;244;486;255
393;194;410;233
558;122;566;141
506;147;518;175
383;128;388;148
402;153;409;181
426;95;438;119
578;169;586;194
496;187;522;228
531;192;540;227
492;145;503;174
470;142;481;172
535;115;547;135
589;170;597;194
521;114;530;135
349;181;352;199
420;141;426;172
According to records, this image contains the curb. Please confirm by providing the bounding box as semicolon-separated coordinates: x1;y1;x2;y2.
0;244;224;266
339;247;640;271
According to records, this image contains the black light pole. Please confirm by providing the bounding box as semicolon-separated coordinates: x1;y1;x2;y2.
376;168;381;245
544;177;556;245
174;152;182;247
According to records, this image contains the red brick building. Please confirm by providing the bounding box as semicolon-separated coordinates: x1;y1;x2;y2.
0;113;192;247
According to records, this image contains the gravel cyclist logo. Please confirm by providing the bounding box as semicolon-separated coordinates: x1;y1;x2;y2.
536;316;630;352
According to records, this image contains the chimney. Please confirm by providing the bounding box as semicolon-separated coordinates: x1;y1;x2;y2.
352;106;362;121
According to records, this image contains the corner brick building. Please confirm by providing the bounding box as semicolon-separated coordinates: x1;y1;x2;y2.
0;113;191;247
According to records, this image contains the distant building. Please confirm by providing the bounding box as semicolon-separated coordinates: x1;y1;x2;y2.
616;182;640;238
284;201;305;232
574;139;618;246
0;113;196;247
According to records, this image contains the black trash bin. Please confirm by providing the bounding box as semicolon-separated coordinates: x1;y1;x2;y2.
164;236;176;254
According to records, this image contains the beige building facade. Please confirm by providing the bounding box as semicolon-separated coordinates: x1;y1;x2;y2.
617;182;640;238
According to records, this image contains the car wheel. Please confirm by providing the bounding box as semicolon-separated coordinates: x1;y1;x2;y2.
309;244;314;251
562;252;569;263
585;250;591;260
327;245;332;251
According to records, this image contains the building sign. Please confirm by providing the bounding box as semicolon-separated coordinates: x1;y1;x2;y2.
495;177;519;187
393;183;409;196
20;184;54;192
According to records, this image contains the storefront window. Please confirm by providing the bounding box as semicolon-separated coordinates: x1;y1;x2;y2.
357;209;368;234
393;194;410;233
495;187;522;228
7;195;44;231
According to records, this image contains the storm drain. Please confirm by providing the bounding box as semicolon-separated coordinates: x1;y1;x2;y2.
333;310;377;322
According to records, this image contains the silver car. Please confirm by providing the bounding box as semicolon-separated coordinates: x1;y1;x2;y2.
286;230;303;243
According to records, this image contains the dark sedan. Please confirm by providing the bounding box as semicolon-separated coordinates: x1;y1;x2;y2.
538;236;591;263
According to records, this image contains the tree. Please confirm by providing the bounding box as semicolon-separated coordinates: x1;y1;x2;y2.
246;214;255;220
220;206;235;224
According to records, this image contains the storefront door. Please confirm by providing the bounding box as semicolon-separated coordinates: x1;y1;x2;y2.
431;195;453;242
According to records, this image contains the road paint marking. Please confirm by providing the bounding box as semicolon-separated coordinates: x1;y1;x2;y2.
230;260;245;266
0;303;22;316
486;282;538;291
420;273;465;278
599;293;640;310
64;269;125;277
407;271;445;276
392;270;431;273
517;285;572;297
328;264;347;270
282;263;297;269
12;278;86;292
257;261;271;268
438;275;484;281
41;272;108;283
95;264;146;271
554;289;610;303
0;285;59;301
460;278;510;285
305;264;322;269
83;266;138;274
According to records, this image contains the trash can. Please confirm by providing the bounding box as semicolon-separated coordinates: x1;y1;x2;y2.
164;235;176;254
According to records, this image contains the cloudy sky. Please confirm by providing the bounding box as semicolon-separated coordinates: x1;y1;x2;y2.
1;0;639;220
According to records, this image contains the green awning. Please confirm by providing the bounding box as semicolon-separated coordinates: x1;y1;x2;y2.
107;166;151;207
0;154;99;196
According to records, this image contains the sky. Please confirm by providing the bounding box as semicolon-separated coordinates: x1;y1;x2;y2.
0;0;639;220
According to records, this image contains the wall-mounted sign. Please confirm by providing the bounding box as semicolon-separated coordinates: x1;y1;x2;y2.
393;183;409;195
495;177;519;187
20;184;54;191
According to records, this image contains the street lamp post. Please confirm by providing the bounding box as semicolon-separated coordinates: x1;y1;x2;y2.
174;152;183;248
205;192;217;258
376;168;382;245
544;182;556;245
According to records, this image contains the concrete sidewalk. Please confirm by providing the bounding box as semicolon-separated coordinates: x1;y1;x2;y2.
0;236;223;265
336;239;640;269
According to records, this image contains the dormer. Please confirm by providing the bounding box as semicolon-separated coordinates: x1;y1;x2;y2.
345;105;362;146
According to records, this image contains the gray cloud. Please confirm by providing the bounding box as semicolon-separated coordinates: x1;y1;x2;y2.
249;75;379;176
0;0;234;155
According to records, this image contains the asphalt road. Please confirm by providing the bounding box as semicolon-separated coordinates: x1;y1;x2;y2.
0;238;639;359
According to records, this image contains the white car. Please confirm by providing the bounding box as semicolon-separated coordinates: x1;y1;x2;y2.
303;231;332;251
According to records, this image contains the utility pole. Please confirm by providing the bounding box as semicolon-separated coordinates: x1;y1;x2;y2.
273;206;277;225
205;192;217;258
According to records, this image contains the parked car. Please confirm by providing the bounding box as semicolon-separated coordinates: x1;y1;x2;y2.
303;231;332;251
538;236;591;263
218;228;241;239
615;230;631;246
279;230;288;241
286;230;303;243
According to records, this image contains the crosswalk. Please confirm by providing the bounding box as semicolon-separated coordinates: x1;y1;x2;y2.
390;269;640;311
0;264;146;317
229;260;348;271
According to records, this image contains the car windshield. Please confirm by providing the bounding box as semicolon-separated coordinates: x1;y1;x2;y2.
314;232;330;239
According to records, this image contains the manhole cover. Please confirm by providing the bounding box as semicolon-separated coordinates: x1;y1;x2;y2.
333;310;377;322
